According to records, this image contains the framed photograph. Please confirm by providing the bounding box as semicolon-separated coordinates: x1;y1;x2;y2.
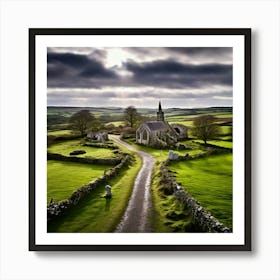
29;28;251;251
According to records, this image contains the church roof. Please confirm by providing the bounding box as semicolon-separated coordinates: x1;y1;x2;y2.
143;121;171;131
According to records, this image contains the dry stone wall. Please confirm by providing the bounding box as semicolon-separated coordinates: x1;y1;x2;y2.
47;154;132;222
47;152;122;165
82;143;119;150
161;150;231;233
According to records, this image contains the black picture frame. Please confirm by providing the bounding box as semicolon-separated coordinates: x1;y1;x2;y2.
29;28;251;251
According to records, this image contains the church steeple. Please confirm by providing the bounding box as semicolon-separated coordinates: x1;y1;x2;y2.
157;101;165;121
159;101;162;111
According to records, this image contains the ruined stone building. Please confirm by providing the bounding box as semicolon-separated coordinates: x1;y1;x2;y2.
136;102;188;147
86;131;108;143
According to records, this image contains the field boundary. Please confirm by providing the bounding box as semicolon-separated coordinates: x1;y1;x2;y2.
193;141;233;152
47;154;132;223
47;152;122;165
161;150;231;233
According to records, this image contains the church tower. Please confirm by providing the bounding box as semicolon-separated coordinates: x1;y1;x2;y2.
157;101;165;121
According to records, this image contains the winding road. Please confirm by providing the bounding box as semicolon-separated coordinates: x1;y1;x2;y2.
110;135;155;233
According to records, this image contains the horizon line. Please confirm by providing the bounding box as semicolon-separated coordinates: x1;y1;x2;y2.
47;105;233;109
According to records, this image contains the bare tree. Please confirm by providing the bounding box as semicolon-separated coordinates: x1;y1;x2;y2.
192;115;221;144
123;106;141;128
69;110;95;136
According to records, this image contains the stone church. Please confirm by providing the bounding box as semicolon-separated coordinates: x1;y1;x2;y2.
136;102;187;147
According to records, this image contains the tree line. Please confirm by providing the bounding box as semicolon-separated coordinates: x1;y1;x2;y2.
69;106;144;136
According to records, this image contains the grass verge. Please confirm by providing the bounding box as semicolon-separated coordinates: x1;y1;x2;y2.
47;129;74;136
150;165;202;232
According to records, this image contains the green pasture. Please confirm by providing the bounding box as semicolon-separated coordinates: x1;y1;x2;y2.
47;140;117;158
166;116;190;123
48;154;142;233
47;129;74;136
168;154;232;228
167;114;232;127
219;126;232;135
47;160;110;203
151;167;202;232
168;120;194;127
195;139;233;149
214;113;233;118
106;121;124;127
184;113;232;119
221;135;232;141
167;118;232;139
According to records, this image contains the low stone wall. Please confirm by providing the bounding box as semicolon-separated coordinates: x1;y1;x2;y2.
47;152;121;165
82;142;119;150
165;146;230;166
160;155;230;233
47;154;132;222
194;141;233;152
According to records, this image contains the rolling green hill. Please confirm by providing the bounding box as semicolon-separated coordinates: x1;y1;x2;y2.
47;106;232;128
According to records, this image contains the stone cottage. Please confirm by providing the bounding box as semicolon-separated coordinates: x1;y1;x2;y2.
136;102;187;147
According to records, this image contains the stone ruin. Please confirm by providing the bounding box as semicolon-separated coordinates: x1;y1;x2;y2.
86;131;108;143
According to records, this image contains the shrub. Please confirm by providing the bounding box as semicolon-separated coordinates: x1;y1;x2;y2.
69;150;86;156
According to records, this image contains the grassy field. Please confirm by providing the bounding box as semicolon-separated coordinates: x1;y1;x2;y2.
47;160;110;203
167;117;232;139
219;126;232;135
167;113;232;121
48;153;142;233
195;139;233;149
106;121;124;127
47;129;74;136
168;153;232;229
48;139;118;158
46;106;233;232
150;167;202;232
168;120;194;127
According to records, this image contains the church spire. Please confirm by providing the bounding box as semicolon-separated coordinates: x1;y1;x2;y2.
159;101;162;111
157;101;165;121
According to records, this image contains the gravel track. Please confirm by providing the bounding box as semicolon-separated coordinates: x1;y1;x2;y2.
110;135;155;233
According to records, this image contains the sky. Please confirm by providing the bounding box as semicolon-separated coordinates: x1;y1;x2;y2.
47;47;233;108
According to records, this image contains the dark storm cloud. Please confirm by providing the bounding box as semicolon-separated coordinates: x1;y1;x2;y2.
47;47;233;107
123;47;154;59
124;47;232;63
48;47;108;61
166;47;232;57
124;60;232;88
48;52;91;67
47;52;118;88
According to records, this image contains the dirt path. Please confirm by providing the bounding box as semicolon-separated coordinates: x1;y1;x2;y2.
110;135;155;233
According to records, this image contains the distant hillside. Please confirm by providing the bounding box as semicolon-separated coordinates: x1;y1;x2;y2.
47;106;232;126
48;106;232;117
